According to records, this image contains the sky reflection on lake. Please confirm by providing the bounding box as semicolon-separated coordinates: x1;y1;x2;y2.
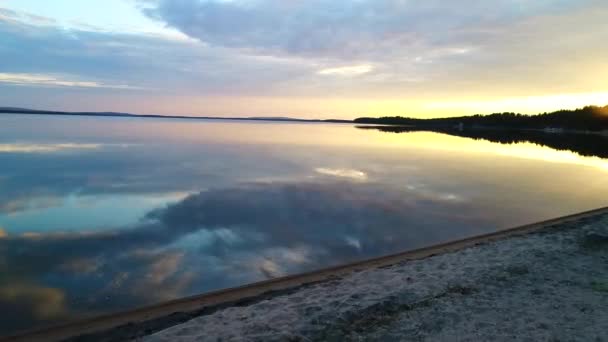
1;114;608;335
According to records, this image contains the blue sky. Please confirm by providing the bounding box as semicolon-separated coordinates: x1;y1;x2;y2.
0;0;607;118
1;0;162;32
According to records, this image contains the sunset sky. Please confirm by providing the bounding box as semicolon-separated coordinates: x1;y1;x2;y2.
1;0;607;119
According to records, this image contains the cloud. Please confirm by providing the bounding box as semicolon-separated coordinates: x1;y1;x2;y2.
0;7;56;26
0;73;140;89
0;196;63;215
142;0;588;60
0;143;101;153
318;65;374;77
0;11;315;100
246;246;313;279
315;168;368;181
0;183;485;288
345;236;362;250
0;179;481;294
145;252;184;285
57;258;101;275
0;14;198;90
0;140;303;215
137;0;608;101
0;284;67;331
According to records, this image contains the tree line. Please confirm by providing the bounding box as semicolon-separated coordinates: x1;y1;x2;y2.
354;105;608;131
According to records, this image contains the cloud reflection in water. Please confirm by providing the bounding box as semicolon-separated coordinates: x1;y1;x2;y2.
0;179;490;333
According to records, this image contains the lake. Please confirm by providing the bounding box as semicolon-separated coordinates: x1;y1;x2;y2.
1;114;608;335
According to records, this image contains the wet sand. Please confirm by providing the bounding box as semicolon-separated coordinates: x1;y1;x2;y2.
5;207;608;342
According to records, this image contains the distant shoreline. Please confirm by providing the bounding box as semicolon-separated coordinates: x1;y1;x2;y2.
5;105;608;136
4;104;608;132
0;109;352;124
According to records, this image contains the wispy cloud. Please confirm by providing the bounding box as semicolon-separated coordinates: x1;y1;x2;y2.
0;143;101;153
317;65;374;77
0;7;56;26
315;168;368;181
0;73;139;89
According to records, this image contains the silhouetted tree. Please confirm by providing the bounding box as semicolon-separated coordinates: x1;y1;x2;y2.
354;105;608;131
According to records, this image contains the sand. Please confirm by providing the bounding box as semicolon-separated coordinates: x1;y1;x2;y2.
142;213;608;341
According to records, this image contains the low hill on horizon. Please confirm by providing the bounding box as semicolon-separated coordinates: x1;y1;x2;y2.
0;107;351;123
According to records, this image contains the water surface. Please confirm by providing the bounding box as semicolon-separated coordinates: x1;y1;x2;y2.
1;114;607;335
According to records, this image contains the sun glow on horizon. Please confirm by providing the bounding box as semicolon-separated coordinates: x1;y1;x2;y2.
425;92;608;117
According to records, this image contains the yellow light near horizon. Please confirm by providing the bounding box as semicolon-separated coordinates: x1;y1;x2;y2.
99;89;607;120
426;92;608;115
348;130;608;172
594;106;608;116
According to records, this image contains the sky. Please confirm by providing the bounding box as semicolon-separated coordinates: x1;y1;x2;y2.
0;0;607;119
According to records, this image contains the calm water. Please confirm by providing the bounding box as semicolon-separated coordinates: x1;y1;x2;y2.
1;114;608;334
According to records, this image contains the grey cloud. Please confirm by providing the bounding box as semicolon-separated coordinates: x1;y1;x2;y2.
0;11;313;96
0;8;18;17
132;0;608;98
142;0;587;60
0;7;56;25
